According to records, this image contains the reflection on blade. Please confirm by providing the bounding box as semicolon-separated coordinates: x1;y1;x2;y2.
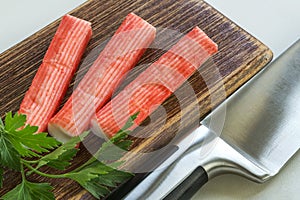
202;39;300;175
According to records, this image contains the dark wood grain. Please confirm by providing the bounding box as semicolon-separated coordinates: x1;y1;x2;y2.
0;0;272;199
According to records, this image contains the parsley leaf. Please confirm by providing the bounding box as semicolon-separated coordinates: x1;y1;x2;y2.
66;113;137;199
0;134;21;171
38;148;78;170
36;132;88;170
92;168;132;188
3;112;60;157
97;138;132;162
65;161;112;185
82;169;132;198
95;112;138;163
4;112;26;133
116;111;139;132
66;161;132;199
0;112;137;200
82;181;110;199
1;179;54;200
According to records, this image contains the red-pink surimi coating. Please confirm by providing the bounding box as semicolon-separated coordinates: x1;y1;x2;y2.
90;27;218;138
19;15;92;133
48;13;156;142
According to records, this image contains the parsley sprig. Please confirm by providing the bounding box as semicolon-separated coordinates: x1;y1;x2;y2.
0;112;137;199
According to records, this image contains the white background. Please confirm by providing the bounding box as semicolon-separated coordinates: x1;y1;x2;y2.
0;0;299;199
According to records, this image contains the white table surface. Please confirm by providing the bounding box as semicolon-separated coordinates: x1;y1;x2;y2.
0;0;299;199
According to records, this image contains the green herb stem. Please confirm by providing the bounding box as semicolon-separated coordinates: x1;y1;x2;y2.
22;159;39;164
21;159;41;176
20;163;26;180
23;162;66;179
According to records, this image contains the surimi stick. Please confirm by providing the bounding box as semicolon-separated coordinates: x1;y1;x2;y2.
19;15;92;132
48;13;156;142
90;27;218;138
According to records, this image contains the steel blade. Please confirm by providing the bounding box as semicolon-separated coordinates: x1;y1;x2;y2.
202;39;300;175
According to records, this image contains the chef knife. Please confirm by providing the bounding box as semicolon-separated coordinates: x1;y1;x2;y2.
125;39;300;200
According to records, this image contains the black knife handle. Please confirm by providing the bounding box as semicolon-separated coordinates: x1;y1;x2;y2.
163;166;208;200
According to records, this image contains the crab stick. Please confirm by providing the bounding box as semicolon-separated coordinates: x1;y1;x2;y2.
90;27;218;137
19;15;92;132
48;13;156;142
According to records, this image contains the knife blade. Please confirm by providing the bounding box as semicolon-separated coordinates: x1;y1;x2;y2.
125;39;300;200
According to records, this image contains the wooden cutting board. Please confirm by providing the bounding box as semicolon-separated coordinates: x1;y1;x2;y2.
0;0;272;199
